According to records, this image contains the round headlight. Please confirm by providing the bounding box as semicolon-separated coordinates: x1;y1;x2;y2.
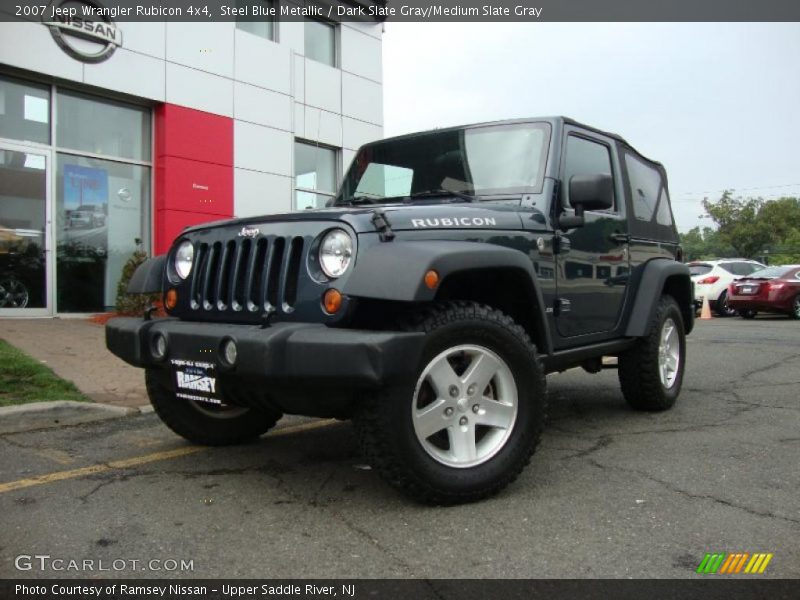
319;229;353;279
174;241;194;280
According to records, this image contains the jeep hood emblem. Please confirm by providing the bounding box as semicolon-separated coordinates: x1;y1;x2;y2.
237;226;260;238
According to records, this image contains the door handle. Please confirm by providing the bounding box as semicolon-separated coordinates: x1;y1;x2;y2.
609;232;630;244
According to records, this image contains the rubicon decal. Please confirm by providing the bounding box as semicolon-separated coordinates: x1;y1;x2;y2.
411;217;497;228
696;552;773;574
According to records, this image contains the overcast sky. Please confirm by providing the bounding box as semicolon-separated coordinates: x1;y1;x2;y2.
381;22;800;232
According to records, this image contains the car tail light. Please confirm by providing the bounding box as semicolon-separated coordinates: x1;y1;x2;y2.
767;282;785;291
728;284;736;295
698;276;720;284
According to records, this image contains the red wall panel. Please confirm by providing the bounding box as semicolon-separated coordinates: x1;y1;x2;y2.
153;103;234;254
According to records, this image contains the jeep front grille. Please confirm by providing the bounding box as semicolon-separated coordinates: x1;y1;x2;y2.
189;236;305;314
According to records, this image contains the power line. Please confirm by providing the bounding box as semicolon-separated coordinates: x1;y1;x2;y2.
674;182;800;199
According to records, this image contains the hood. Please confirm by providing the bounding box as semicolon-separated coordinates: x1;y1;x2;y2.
182;202;526;236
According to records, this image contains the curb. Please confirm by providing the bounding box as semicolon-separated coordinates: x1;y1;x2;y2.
0;401;149;435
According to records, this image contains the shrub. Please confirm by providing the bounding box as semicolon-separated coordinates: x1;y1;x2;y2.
114;238;161;316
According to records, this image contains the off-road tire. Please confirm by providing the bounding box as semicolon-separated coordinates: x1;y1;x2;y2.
618;295;686;412
145;369;281;445
740;309;757;319
715;291;736;317
354;301;547;505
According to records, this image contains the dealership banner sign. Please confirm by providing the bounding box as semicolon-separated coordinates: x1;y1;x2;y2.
6;0;800;22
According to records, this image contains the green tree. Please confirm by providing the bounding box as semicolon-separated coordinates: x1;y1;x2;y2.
702;191;774;259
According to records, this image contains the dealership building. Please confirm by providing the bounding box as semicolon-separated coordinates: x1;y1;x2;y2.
0;2;384;315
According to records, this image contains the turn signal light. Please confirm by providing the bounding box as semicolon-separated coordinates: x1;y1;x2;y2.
165;288;178;310
698;276;720;284
424;270;440;290
323;288;343;314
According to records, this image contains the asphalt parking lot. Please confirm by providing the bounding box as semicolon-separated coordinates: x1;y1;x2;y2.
1;317;798;579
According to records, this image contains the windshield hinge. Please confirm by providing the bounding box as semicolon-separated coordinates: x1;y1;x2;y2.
371;209;395;242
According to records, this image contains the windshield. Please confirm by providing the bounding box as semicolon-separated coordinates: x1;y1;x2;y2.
747;266;795;279
336;122;551;205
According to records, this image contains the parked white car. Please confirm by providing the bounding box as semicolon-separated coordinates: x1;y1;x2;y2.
689;259;766;316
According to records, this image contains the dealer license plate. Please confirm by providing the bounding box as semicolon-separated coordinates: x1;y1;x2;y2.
171;359;221;405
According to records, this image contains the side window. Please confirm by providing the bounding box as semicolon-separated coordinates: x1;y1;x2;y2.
563;135;614;210
625;154;662;221
656;188;673;226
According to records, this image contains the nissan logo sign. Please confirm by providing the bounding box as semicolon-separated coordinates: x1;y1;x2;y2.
43;0;122;63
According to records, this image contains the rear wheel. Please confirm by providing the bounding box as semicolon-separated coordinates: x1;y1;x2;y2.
354;301;547;504
715;291;737;317
618;295;686;411
145;369;281;445
791;296;800;320
740;309;757;319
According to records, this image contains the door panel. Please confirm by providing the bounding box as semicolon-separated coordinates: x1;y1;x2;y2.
0;146;50;314
555;131;630;338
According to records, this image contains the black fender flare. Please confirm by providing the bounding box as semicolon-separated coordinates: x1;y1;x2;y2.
127;256;166;294
624;259;694;336
342;241;553;354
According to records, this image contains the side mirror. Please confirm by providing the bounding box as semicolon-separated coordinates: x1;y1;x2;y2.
569;174;614;212
559;174;614;230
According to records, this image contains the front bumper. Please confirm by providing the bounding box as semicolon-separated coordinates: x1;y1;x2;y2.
106;317;425;389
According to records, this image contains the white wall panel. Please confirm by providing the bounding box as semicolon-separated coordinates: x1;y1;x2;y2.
234;120;293;176
304;59;341;114
84;48;165;102
166;22;235;78
166;63;233;117
234;169;293;217
294;103;305;138
234;29;291;95
292;54;305;103
0;21;83;83
117;22;166;60
342;73;383;125
279;21;304;56
234;82;291;131
342;21;383;40
341;27;382;83
342;117;383;151
303;107;343;148
342;149;356;181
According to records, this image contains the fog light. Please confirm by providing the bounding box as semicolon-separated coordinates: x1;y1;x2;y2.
323;289;343;314
221;338;237;366
152;333;167;360
165;288;178;310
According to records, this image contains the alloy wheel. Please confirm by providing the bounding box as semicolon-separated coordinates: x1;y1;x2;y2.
658;318;681;388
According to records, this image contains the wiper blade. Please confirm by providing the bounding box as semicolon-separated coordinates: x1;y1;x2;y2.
407;189;478;203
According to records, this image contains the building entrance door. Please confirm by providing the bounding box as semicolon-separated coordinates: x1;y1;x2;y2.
0;143;52;315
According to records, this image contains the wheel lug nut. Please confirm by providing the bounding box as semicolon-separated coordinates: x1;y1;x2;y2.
448;385;459;398
459;416;468;426
467;384;477;396
444;407;454;417
472;404;480;414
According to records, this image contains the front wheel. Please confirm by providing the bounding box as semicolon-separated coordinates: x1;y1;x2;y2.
145;369;282;445
354;301;547;505
618;295;686;411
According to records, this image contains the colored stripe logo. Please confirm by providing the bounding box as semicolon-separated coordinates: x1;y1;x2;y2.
697;552;773;574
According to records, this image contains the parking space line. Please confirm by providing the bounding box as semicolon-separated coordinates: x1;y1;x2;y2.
0;418;340;495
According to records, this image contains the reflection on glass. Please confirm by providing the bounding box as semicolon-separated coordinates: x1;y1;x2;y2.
56;154;149;312
0;75;51;144
57;90;151;161
305;19;336;66
0;149;47;309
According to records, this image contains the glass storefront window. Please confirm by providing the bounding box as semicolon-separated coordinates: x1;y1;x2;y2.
305;19;336;67
57;90;151;161
55;154;149;312
0;75;51;145
0;149;47;309
295;141;337;210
